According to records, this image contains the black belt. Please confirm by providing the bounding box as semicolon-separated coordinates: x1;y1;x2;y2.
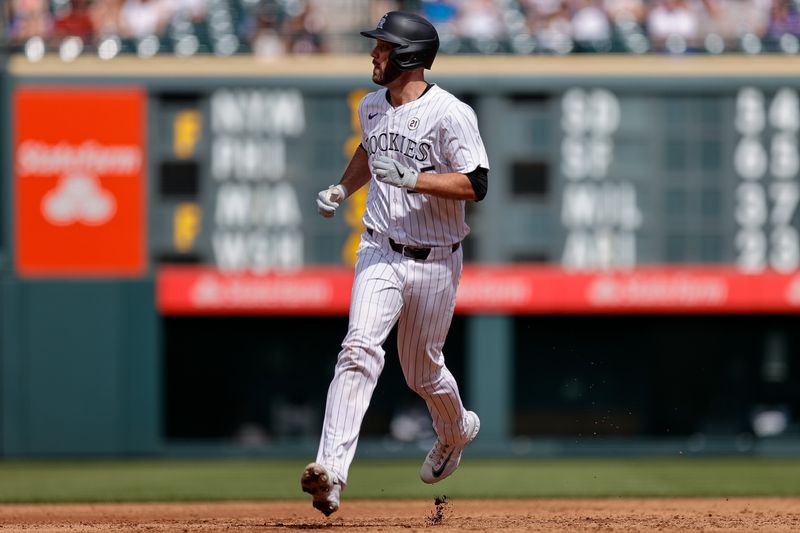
367;228;459;260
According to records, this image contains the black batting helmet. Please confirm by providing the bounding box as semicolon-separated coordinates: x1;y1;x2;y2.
360;11;439;71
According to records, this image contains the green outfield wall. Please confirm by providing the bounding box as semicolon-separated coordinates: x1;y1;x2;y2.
1;55;799;457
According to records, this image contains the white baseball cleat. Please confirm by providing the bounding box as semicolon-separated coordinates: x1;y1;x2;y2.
420;410;480;484
301;462;341;517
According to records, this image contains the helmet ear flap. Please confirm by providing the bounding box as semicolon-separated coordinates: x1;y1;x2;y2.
388;46;412;70
388;39;437;70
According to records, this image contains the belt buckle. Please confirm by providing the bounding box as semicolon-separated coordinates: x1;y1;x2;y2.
404;245;430;260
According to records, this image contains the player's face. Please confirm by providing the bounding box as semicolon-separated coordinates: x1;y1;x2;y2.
370;39;402;86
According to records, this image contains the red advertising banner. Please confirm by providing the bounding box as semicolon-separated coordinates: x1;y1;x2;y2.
157;265;800;315
14;87;147;277
158;267;355;316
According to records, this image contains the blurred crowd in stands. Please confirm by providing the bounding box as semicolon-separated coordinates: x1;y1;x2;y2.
2;0;800;60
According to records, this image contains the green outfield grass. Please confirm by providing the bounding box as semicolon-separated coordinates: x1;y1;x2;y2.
0;458;798;503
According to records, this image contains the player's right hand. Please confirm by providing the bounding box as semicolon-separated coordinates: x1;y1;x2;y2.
316;184;347;218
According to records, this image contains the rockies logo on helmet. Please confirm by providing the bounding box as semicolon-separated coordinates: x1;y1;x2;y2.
360;11;440;71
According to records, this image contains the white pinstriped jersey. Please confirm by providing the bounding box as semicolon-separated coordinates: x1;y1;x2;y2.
358;85;490;247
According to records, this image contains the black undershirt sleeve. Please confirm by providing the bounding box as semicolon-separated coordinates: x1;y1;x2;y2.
466;166;489;201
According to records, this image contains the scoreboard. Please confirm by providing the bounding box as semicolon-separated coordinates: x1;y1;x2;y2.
555;85;798;272
154;57;800;315
7;55;800;314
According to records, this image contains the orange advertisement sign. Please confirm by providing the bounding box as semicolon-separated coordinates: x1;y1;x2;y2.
14;87;147;276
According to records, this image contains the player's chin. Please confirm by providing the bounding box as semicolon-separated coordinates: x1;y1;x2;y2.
372;68;386;86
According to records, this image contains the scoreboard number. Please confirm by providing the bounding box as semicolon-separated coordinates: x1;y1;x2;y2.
734;87;800;273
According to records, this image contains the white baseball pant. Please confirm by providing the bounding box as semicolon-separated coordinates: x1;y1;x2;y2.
315;229;470;485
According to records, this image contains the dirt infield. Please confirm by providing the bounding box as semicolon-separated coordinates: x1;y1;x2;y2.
1;498;799;532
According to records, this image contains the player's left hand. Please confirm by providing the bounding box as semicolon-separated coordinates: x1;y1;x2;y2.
372;155;418;189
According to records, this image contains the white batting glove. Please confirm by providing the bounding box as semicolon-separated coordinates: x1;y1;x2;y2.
372;155;418;189
316;184;347;218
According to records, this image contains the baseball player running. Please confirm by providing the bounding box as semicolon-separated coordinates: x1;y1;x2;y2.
301;11;490;517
